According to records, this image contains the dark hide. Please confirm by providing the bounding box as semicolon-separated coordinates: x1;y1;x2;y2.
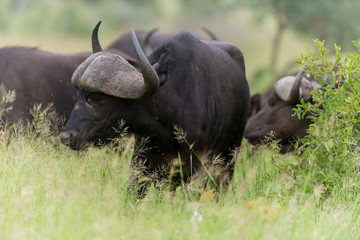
249;90;272;117
61;31;250;191
0;47;90;124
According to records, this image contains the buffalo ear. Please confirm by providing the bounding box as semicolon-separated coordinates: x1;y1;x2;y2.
151;52;170;86
300;79;320;102
126;58;138;68
249;94;262;116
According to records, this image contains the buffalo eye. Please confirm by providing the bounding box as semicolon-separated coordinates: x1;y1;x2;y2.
268;93;279;107
86;94;104;106
268;95;277;107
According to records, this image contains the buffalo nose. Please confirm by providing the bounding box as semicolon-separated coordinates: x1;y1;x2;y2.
60;130;76;146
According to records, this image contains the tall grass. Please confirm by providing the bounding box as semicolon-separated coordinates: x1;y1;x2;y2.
1;130;360;239
1;99;360;239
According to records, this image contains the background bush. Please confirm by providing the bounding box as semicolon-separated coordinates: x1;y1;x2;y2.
293;39;360;199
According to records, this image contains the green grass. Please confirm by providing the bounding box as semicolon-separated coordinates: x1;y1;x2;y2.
1;129;360;240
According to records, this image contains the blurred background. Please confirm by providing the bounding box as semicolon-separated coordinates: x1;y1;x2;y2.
1;0;359;94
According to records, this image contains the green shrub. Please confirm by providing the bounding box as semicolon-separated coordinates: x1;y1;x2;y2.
293;39;360;198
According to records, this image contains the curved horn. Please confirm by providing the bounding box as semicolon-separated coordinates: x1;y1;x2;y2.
131;29;159;96
141;28;158;48
92;21;103;53
201;26;219;41
287;65;306;105
141;28;158;56
322;60;337;86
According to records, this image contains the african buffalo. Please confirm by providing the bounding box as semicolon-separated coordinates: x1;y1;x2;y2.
60;22;249;193
244;67;318;152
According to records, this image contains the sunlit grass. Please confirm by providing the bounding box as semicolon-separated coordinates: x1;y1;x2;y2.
0;133;131;239
0;129;360;239
0;99;359;240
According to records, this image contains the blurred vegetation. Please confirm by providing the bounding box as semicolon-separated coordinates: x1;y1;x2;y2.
241;0;360;68
4;0;358;39
293;40;360;198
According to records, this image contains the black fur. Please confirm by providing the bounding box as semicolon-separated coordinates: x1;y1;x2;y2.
0;47;89;124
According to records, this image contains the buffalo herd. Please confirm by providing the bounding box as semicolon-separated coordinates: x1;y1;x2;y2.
1;21;324;193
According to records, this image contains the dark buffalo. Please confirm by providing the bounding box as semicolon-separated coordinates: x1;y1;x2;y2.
244;68;318;152
60;22;249;192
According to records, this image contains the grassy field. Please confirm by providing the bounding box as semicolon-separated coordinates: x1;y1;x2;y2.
1;124;360;240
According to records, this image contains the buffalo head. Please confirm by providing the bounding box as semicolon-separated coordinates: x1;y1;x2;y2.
244;67;318;152
60;21;159;149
